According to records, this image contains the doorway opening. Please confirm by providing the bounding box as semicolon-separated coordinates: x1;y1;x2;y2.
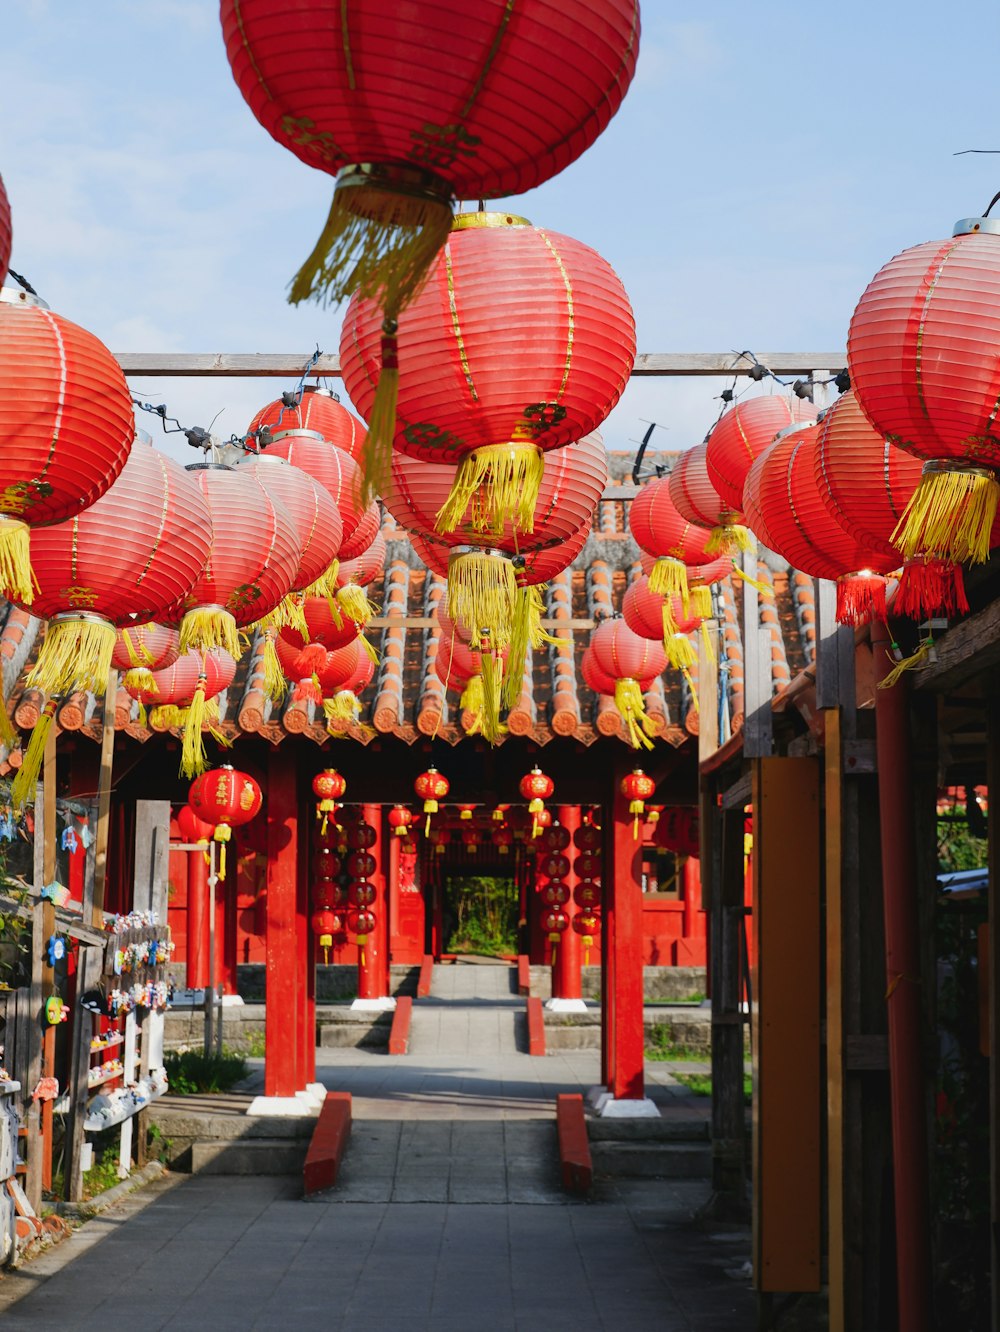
442;873;519;959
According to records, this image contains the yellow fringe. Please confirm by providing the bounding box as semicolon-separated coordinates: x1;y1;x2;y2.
0;699;14;751
360;355;397;504
648;558;690;616
260;629;287;705
891;467;999;565
681;665;700;712
302;559;340;600
0;516;33;604
12;701;56;809
180;677;210;779
700;621;716;664
503;588;539;712
480;654;505;744
119;626;155;668
665;631;697;671
28;617;116;697
614;678;655;751
460;674;484;719
124;666;156;695
435;443;545;537
877;640;933;689
447;550;517;653
357;633;379;667
690;585;713;619
150;704;183;730
732;565;774;597
324;691;361;729
706;521;752;556
180;606;242;660
338;583;379;626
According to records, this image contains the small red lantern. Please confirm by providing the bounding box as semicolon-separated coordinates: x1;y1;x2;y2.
519;766;554;838
346;907;377;965
507;806;533;841
347;822;377;851
574;852;602;881
187;766;263;880
705;393;818;516
574;823;602;851
312;769;346;833
574;882;601;910
589;620;668;750
312;881;339;910
457;803;476;821
415;766;450;834
541;907;569;944
620;768;657;839
542;881;570;907
572;909;601;963
311;907;342;954
346;851;376;879
400;837;418;856
427;826;449;856
492;827;514;856
534;808;553;830
656;807;700;860
388;805;415;838
177;804;214;845
314;848;341;880
461;828;481;854
540;824;571;853
347;880;376;908
540;853;570;881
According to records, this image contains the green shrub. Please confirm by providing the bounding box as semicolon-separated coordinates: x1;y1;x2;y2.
164;1049;248;1095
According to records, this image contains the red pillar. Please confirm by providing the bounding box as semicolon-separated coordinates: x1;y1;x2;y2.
297;789;314;1087
682;856;701;939
604;780;645;1100
186;847;208;988
388;830;401;963
265;746;302;1098
553;805;582;1000
358;802;388;999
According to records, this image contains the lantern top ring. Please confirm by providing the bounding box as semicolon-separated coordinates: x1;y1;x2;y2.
953;217;1000;238
921;459;1000;481
51;609;113;629
267;427;326;446
452;211;531;232
451;545;509;560
0;286;48;310
335;161;453;208
240;451;290;468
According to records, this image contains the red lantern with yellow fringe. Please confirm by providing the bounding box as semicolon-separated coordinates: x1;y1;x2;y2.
0;288;134;604
341;210;635;513
248;386;366;463
223;0;640;483
0;176;10;283
346;908;376;965
313;769;346;833
669;440;752;555
656;807;700;859
705;393;819;515
259;428;372;562
335;528;385;628
589;619;668;750
493;826;514;856
415;767;449;836
848;214;1000;569
238;452;343;600
628;477;719;623
112;623;181;694
572;909;600;963
541;907;569;946
620;768;656;839
519;766;553;838
187;766;263;881
623;575;703;671
388;805;415;839
127;648;236;777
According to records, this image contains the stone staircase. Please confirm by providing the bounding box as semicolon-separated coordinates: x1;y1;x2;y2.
588;1116;712;1182
148;1093;315;1176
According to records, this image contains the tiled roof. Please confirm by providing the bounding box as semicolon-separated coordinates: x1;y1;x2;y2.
0;454;816;765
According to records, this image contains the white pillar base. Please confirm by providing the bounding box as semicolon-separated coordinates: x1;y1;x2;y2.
350;996;397;1012
585;1085;661;1118
246;1094;319;1118
545;997;588;1013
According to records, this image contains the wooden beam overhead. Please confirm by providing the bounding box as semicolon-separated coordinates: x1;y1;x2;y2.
116;351;845;379
915;598;1000;694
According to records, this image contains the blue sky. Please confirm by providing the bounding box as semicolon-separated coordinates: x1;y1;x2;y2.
3;1;998;465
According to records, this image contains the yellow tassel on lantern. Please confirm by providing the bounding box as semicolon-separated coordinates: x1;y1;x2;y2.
180;673;210;779
681;665;700;712
629;800;645;840
260;628;288;705
119;626;156;668
180;605;242;661
614;677;655;752
124;665;157;695
28;614;117;697
705;516;753;556
0;515;34;604
447;548;517;653
877;638;934;689
0;698;15;751
648;557;690;611
11;698;57;809
505;583;559;711
700;622;716;665
337;582;379;627
891;463;999;566
732;566;774;597
359;322;400;503
214;825;231;881
324;691;362;731
303;558;340;600
689;585;714;620
435;443;545;538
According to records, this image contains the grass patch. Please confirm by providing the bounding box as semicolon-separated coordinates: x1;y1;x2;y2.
645;1026;708;1061
674;1072;753;1101
164;1048;248;1095
243;1028;266;1058
49;1141;126;1202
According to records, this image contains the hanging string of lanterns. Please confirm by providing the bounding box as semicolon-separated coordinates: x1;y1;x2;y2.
312;769;346;834
519;766;554;839
345;818;377;966
311;817;343;963
620;768;656;839
415;767;450;836
187;765;263;881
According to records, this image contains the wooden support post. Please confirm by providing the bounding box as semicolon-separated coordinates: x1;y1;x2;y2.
600;796;613;1090
710;803;747;1201
186;837;209;989
65;945;100;1201
92;668;118;923
825;706;847;1332
133;801;170;1167
265;746;300;1099
752;756;822;1294
553;805;582;1000
990;696;1000;1332
40;723;57;1193
23;897;44;1213
606;776;644;1100
357;802;387;1000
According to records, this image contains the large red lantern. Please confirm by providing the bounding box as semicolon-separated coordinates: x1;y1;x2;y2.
173;464;300;659
628;476;718;619
589;618;668;750
258;428;372;563
620;768;656;839
0;288;134;603
0;176;10;285
313;769;346;832
187;765;263;880
238;452;343;599
848;213;1000;567
223;0;640;471
743;425;897;626
623;575;702;670
704;393;819;516
248;386;366;463
669;440;751;555
415;767;450;835
112;623;181;693
128;648;236;778
342;211;635;524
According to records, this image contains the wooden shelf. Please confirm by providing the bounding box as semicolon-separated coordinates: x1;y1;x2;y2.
89;1034;124;1053
87;1065;124;1090
84;1080;167;1133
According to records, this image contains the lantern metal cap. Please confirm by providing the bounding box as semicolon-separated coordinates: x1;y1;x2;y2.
268;427;325;446
185;462;231;472
236;451;288;467
452;210;531;231
954;217;1000;237
0;286;49;310
302;385;339;401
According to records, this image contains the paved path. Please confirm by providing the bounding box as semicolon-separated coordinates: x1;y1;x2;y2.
0;960;754;1328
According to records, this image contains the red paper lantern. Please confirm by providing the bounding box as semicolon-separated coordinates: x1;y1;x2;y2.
492;827;514;855
0;176;10;284
656;807;700;859
112;623;181;684
347;880;376;908
507;807;533;841
347;822;377;851
848;215;1000;567
415;767;450;834
312;881;339;910
705;393;819;516
574;852;602;881
314;848;341;880
259;429;372;561
346;907;376;938
622;575;702;671
173;464;300;658
312;768;346;832
628;476;719;619
669;440;751;555
248;386;366;463
574;823;602;851
187;765;263;879
542;881;570;907
126;649;236;710
177;805;214;844
0;289;134;603
277;628;373;699
620;768;656;839
223;0;640;461
541;907;569;940
519;767;553;835
540;852;570;881
345;851;376;880
335;528;386;628
744;424;897;625
540;824;571;853
342;212;634;533
427;826;449;855
238;452;343;596
814;388;973;621
572;910;601;962
574;882;602;910
301;596;373;652
388;805;415;838
589;618;668;749
311;908;341;939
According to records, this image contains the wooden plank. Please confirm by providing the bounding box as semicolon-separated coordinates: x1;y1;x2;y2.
40;728;57;1194
915;597;1000;693
92;668;119;921
814;579;857;711
753;756;822;1293
303;1092;352;1196
824;709;846;1332
721;772;752;812
710;802;747;1198
697;619;719;764
23;899;44;1213
741;549;773;758
115;351;846;380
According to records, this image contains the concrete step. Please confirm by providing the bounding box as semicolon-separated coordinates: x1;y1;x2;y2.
190;1138;309;1176
587;1117;709;1143
591;1141;712;1180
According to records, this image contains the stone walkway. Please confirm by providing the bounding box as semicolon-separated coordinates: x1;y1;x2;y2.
0;960;754;1329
